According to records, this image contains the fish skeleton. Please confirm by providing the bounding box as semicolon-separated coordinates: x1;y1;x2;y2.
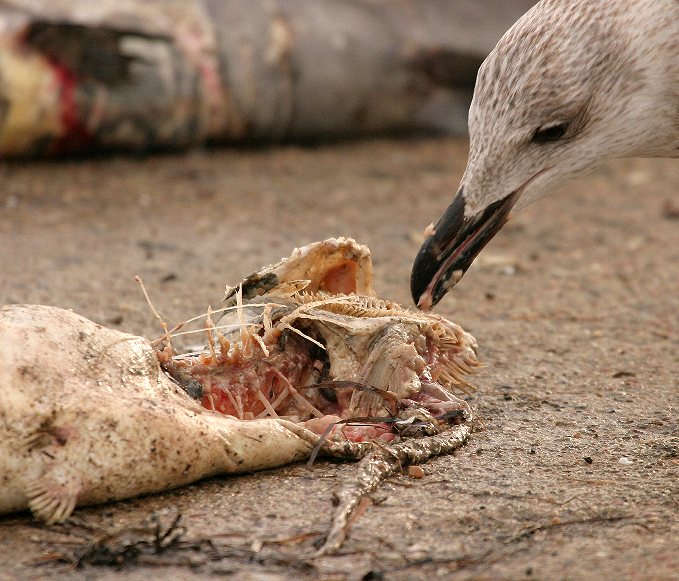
0;238;478;525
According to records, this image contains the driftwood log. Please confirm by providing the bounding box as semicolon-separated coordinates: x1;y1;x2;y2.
0;0;535;156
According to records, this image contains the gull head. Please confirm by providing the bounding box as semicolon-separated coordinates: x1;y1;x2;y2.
411;0;678;310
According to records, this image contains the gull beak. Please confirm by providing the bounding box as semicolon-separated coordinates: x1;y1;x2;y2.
411;187;517;310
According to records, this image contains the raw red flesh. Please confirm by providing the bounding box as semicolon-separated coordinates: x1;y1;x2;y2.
171;337;406;442
187;340;319;420
302;416;396;443
166;326;468;444
198;354;311;418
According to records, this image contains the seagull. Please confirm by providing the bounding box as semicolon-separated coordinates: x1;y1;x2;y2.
411;0;678;310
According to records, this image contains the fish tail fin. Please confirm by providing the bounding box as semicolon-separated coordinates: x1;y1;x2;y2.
26;470;82;524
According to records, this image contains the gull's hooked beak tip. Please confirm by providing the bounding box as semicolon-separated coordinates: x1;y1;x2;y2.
411;187;517;310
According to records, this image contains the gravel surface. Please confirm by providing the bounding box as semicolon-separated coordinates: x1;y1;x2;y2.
0;138;677;580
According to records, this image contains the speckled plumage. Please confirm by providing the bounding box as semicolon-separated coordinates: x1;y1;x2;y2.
463;0;678;216
409;0;678;308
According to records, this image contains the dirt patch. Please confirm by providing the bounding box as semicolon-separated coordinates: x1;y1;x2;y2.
0;138;677;580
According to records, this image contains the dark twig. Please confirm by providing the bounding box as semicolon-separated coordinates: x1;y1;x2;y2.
32;510;322;573
506;514;632;544
38;510;187;568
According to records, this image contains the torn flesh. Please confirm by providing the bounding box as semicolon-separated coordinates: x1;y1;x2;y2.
159;237;479;445
0;237;478;535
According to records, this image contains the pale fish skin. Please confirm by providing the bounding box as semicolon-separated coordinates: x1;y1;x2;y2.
0;304;320;524
412;0;679;309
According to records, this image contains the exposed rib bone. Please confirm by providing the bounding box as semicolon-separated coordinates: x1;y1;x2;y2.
273;371;324;419
255;390;279;419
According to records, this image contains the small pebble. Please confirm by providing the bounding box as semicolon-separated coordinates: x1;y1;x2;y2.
662;199;679;220
5;195;19;209
408;466;425;479
619;457;632;465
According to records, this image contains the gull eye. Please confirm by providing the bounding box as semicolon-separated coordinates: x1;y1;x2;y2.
532;122;569;144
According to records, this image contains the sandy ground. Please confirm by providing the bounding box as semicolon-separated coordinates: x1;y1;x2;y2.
0;138;677;580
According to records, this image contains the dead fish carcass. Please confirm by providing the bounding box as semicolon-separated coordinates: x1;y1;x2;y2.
0;0;535;157
0;238;478;523
0;305;324;524
162;239;478;443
